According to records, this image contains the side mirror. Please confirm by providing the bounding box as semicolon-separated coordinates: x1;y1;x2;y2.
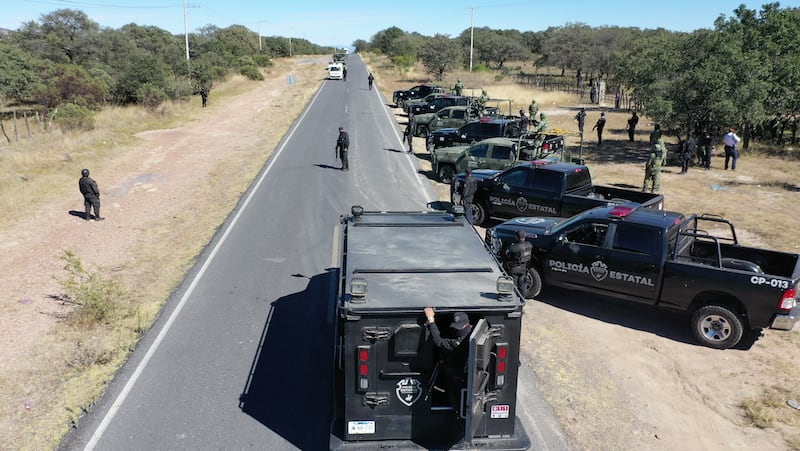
557;234;567;244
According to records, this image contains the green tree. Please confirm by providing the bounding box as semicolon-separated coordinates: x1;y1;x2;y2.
370;26;405;55
0;42;42;103
418;34;462;81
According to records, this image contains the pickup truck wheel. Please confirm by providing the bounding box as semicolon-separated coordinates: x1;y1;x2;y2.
472;202;488;227
519;268;542;299
438;165;456;183
691;305;744;349
416;125;429;138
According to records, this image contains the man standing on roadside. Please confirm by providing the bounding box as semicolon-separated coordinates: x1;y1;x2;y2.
200;87;208;108
722;127;741;171
680;134;696;174
335;127;350;171
453;79;464;96
701;129;714;170
78;168;104;221
592;112;607;145
627;112;639;142
575;108;586;136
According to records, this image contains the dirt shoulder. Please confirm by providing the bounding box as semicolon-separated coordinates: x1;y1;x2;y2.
0;57;327;448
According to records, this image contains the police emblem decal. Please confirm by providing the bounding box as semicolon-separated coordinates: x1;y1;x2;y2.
515;197;529;212
590;261;608;282
395;377;422;407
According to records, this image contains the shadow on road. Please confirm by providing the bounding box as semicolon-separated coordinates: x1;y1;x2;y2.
535;287;760;349
239;271;335;449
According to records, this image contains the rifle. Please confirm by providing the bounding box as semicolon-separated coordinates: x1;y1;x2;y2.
334;145;340;160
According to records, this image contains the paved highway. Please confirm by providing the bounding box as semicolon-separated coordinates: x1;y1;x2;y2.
60;55;567;450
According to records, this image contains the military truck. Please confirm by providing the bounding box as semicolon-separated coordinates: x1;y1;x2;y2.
431;136;563;183
411;105;501;138
330;206;530;450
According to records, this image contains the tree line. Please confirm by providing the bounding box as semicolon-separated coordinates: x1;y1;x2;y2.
357;3;800;148
0;8;333;132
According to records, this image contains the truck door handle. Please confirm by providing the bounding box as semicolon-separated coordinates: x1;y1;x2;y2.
379;370;422;378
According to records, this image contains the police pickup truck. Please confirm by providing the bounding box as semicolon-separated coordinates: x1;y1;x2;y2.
485;205;800;348
452;160;664;227
330;206;530;450
431;137;561;183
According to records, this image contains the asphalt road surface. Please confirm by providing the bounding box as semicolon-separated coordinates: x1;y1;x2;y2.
60;55;567;451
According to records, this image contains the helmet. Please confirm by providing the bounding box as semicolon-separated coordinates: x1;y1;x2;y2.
81;168;90;177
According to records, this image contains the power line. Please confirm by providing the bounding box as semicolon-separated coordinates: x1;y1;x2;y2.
23;0;187;10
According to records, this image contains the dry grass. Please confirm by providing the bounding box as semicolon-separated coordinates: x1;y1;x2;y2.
0;58;325;449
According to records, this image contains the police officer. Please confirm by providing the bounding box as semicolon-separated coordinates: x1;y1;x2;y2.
335;127;350;171
78;168;103;221
680;134;696;174
627;112;639;142
503;230;532;292
367;72;374;90
423;307;472;416
200;87;208;107
462;167;477;224
643;142;664;192
592;112;606;145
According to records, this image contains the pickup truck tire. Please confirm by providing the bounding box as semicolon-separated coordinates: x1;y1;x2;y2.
472;201;488;227
691;305;744;349
416;125;429;138
438;164;456;184
519;267;542;299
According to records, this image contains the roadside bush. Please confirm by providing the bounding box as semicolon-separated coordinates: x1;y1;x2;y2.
53;103;95;132
253;53;273;67
136;82;167;109
163;77;194;100
472;63;492;73
57;250;127;328
240;65;264;81
236;55;256;68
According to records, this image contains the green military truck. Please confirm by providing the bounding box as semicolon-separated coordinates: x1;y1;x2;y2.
412;105;500;138
431;136;563;183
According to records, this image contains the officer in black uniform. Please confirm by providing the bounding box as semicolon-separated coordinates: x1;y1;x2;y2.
335;127;350;171
423;307;472;416
503;230;532;291
78;168;104;221
462;168;477;224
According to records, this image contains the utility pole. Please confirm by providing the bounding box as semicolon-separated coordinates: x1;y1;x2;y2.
469;7;476;72
258;20;263;51
183;0;190;73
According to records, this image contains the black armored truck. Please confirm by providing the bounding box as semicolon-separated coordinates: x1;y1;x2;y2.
484;205;800;349
330;206;530;450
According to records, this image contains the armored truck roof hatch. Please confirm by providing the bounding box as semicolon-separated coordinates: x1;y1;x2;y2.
330;206;530;450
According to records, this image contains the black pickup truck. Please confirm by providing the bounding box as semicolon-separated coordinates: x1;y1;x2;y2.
452;160;664;226
484;205;800;349
392;84;444;109
428;118;531;150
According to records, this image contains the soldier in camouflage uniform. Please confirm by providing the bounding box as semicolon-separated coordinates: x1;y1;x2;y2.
453;79;464;96
643;141;664;192
475;90;489;116
528;99;538;120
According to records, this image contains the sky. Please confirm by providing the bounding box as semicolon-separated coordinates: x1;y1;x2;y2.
2;0;796;49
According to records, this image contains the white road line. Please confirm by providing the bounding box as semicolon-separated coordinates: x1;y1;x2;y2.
84;84;328;451
373;87;436;205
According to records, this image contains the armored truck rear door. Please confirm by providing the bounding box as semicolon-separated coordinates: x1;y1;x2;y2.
464;319;492;443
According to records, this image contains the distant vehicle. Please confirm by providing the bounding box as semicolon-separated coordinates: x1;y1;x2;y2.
328;63;344;80
392;84;444;109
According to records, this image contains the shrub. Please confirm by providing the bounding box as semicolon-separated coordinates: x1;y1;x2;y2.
53;103;95;132
240;65;264;80
136;82;167;109
163;77;194;100
56;250;126;328
253;53;273;67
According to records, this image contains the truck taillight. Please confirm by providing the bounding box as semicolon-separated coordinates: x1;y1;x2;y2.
495;343;508;387
542;143;550;150
357;346;370;390
779;288;797;310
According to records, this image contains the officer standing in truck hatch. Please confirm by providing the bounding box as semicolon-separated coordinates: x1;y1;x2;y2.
423;307;472;416
503;230;532;292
